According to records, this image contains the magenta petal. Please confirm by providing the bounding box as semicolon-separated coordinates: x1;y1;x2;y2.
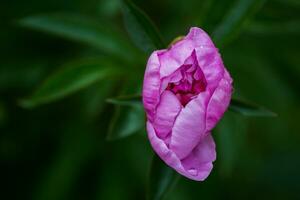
158;27;215;78
143;50;165;122
147;121;216;181
185;27;215;48
153;91;182;138
206;69;233;131
159;40;194;78
169;91;210;159
181;133;216;180
194;47;224;93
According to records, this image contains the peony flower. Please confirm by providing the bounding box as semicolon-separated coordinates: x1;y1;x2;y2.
142;27;233;181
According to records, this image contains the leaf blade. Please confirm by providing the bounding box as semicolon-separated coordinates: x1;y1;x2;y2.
246;20;300;35
106;94;142;106
215;112;248;177
19;13;138;60
106;81;144;141
106;104;144;140
229;98;277;117
147;155;180;200
20;59;122;108
122;0;165;53
212;0;266;47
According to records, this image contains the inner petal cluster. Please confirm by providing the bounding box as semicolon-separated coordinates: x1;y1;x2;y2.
166;62;206;106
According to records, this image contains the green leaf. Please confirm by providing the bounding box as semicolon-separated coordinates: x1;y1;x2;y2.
215;112;247;177
212;0;266;47
122;0;165;53
20;59;122;108
107;104;144;140
246;20;300;35
106;81;144;141
81;80;117;120
19;13;138;61
147;155;180;200
106;94;141;106
229;98;277;117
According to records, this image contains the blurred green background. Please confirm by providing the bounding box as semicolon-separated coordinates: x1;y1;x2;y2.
1;0;300;199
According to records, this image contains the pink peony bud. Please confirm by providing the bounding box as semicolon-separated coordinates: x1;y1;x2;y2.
143;27;233;181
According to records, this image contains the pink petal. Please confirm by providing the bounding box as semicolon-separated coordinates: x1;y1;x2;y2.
185;27;215;48
169;90;211;159
206;69;233;131
181;133;216;181
147;121;182;169
158;27;215;78
194;47;224;93
159;40;194;78
143;50;165;122
153;91;182;139
147;121;216;181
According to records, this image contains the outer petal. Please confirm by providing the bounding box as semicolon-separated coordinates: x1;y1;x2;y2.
185;27;215;48
143;50;165;122
153;91;182;139
158;40;194;78
147;121;216;181
158;27;216;78
169;90;210;159
195;47;224;93
206;69;233;131
181;133;216;180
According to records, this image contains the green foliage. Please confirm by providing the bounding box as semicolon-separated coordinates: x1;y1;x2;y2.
229;98;277;117
147;155;180;200
215;112;247;177
212;0;266;47
20;59;123;108
107;104;144;140
106;80;144;140
106;94;141;106
122;0;165;53
246;20;300;35
19;13;138;61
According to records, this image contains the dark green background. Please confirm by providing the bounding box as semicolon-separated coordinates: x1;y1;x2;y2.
1;0;300;199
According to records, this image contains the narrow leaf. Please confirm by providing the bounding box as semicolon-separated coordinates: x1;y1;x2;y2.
122;0;165;53
229;98;277;117
215;112;247;177
246;20;300;35
19;13;138;60
212;0;266;47
106;94;141;106
147;155;180;200
107;104;144;140
106;81;144;140
20;59;122;108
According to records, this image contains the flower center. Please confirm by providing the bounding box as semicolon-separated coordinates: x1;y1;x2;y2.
167;64;206;106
